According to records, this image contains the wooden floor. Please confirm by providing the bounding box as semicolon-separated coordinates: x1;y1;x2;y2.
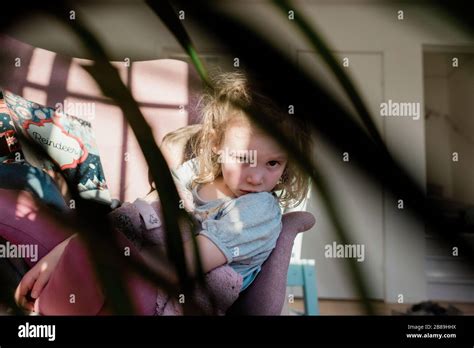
289;298;474;315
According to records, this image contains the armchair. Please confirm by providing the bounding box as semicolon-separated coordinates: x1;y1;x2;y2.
0;123;315;315
0;36;316;314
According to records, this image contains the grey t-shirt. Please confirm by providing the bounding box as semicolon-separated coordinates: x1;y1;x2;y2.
172;158;282;291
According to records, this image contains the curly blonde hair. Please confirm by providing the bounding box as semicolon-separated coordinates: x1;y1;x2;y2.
190;71;313;209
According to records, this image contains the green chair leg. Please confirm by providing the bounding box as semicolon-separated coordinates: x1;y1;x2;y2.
302;263;319;315
287;259;319;315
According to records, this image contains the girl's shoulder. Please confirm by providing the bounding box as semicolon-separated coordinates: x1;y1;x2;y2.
221;191;281;219
235;191;278;204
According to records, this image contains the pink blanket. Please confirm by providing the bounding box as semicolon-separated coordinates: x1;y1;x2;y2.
38;199;242;315
1;188;316;315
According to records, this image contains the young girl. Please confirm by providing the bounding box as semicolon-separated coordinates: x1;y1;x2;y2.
15;71;313;311
157;71;312;291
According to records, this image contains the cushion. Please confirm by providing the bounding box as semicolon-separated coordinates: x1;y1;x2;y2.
3;89;111;203
0;93;25;164
0;163;68;211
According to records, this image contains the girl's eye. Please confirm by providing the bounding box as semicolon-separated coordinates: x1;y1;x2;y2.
267;161;280;167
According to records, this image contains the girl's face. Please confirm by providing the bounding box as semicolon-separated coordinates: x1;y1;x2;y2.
215;120;288;197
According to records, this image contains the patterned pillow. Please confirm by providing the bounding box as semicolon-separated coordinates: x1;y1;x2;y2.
0;92;25;164
3;90;111;204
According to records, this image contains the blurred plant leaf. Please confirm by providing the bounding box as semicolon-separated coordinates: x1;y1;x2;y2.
432;0;474;36
274;0;385;148
176;0;474;313
144;0;212;289
42;2;204;312
145;0;210;85
1;0;473;316
0;1;208;314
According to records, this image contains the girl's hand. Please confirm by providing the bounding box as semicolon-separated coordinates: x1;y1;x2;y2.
14;235;74;313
